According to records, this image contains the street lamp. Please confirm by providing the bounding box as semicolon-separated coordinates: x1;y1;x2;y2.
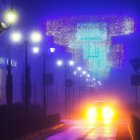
82;70;87;75
56;59;75;115
0;9;18;33
87;74;90;78
93;78;96;81
10;31;22;43
77;66;82;71
30;31;42;43
32;47;40;54
3;9;18;25
73;71;77;75
42;46;56;117
10;30;42;112
50;47;55;53
10;30;42;46
98;80;102;86
56;60;63;66
69;60;74;66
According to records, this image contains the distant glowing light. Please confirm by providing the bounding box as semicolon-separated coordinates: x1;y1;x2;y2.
10;31;22;43
87;74;90;78
99;82;102;86
69;60;74;66
82;70;87;75
77;66;82;71
57;60;63;66
30;31;42;43
73;71;77;75
98;80;102;85
50;47;55;53
32;47;40;54
93;78;96;81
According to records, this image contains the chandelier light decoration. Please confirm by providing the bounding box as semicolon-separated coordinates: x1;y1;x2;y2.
46;15;135;79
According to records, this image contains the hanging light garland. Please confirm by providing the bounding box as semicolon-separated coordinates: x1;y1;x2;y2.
46;15;135;79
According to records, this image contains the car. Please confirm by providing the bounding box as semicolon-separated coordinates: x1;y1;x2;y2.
86;101;115;124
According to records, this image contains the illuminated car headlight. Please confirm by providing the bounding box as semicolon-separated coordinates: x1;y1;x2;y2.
87;108;97;124
102;107;114;119
87;108;97;118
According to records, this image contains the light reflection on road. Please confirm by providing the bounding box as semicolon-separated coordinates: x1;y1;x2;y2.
47;119;117;140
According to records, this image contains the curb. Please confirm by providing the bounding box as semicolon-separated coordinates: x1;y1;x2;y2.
128;125;134;140
20;123;65;140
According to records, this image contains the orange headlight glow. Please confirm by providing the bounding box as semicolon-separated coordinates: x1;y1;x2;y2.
87;107;97;124
102;106;114;119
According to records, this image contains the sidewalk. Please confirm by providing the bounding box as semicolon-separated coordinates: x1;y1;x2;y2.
20;123;65;140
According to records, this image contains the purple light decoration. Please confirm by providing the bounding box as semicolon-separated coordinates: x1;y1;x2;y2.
46;15;135;79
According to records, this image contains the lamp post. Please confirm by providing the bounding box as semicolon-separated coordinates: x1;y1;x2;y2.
43;48;55;117
10;30;42;111
0;9;18;33
56;59;74;116
73;71;77;110
77;66;82;105
43;52;46;117
75;68;90;106
1;9;18;106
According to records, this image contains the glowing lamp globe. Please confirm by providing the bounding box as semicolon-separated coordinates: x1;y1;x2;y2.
10;31;22;43
69;60;74;66
32;47;40;54
77;66;82;71
82;70;87;75
57;60;63;66
30;31;42;43
4;9;18;25
50;47;55;53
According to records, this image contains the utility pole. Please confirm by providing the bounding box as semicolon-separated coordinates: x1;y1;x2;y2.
25;41;29;111
79;75;81;106
43;53;46;117
72;75;75;110
64;64;67;115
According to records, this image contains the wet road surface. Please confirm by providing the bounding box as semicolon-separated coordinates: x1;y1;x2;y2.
45;119;129;140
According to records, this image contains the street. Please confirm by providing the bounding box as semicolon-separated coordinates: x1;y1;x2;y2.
36;118;131;140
